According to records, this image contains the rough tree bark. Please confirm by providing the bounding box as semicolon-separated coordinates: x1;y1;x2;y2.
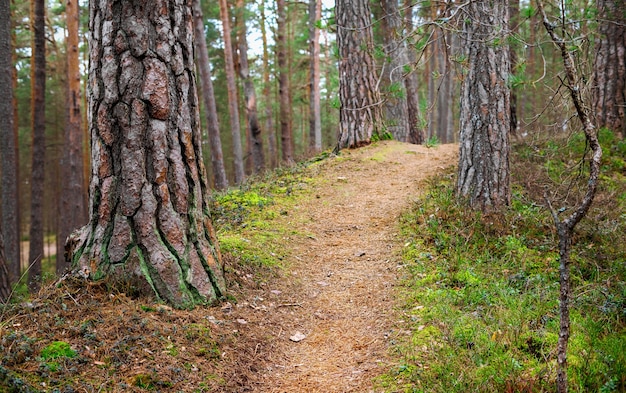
0;227;11;302
236;0;265;173
456;1;511;211
336;0;382;149
218;0;245;183
260;0;277;168
592;0;626;137
28;0;46;291
0;0;20;284
509;0;520;135
57;0;87;275
66;0;226;308
537;4;603;392
308;0;322;153
380;0;410;142
277;0;294;163
192;0;228;190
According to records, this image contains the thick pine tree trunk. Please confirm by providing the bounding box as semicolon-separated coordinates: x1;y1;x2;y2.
57;0;87;275
592;0;626;137
218;0;245;184
192;0;228;190
66;0;226;308
380;0;410;142
277;0;294;163
0;0;20;284
336;0;382;149
28;0;46;291
308;0;322;153
457;1;511;211
236;0;265;173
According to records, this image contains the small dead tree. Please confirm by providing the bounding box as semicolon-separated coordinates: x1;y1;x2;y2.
536;2;603;392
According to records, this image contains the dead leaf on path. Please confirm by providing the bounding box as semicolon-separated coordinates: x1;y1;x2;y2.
289;332;306;342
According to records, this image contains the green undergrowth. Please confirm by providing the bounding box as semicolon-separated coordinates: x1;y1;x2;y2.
379;131;625;393
210;157;323;280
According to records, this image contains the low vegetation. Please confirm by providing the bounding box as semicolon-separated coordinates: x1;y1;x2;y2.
378;130;625;392
0;160;318;392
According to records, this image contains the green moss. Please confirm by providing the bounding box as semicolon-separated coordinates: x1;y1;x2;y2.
40;341;76;361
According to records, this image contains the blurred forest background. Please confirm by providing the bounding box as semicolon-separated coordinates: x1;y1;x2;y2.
0;0;622;282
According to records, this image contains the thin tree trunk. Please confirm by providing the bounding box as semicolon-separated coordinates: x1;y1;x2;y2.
403;0;424;145
380;0;410;142
28;0;46;291
1;0;20;285
66;0;226;308
537;5;603;393
193;0;228;190
509;0;520;136
277;0;294;163
236;0;265;173
336;0;382;149
592;0;626;138
259;0;277;168
456;1;511;211
308;0;322;153
219;0;245;183
57;0;87;275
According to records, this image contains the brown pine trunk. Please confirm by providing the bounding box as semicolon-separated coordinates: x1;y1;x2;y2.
192;0;228;190
509;0;520;136
259;0;277;168
336;0;382;149
457;1;511;211
380;0;410;142
28;0;46;291
403;0;424;145
277;0;294;162
66;0;226;308
0;226;12;302
1;0;20;285
592;0;626;137
236;0;265;173
219;0;245;183
57;0;87;275
308;0;322;153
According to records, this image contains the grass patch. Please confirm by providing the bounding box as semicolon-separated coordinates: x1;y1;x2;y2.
380;132;626;392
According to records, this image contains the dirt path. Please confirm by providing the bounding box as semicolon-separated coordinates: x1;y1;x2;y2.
229;141;458;392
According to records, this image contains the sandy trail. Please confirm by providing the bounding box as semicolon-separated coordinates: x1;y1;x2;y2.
229;141;458;392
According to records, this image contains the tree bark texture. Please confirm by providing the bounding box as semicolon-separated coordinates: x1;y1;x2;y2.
0;227;12;302
380;0;410;142
28;0;46;291
218;0;245;184
336;0;382;149
457;1;511;211
236;0;265;173
308;0;322;153
192;0;228;190
66;0;226;308
592;0;626;137
0;0;20;284
277;0;294;163
58;0;87;275
403;0;424;145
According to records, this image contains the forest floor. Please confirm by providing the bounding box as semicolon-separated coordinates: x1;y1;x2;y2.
0;141;458;392
231;141;458;392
